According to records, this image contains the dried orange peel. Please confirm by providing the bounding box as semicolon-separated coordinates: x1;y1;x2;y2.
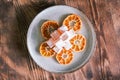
39;42;56;57
56;48;73;65
70;34;86;52
63;14;82;31
41;21;59;39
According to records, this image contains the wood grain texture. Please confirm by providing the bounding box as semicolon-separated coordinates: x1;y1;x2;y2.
0;0;120;80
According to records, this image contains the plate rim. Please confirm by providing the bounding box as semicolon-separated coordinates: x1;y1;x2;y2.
27;5;96;73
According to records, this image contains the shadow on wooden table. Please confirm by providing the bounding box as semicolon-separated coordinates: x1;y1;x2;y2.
0;1;57;79
14;0;55;57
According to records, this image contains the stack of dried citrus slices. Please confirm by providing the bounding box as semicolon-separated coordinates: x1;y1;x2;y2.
39;14;86;65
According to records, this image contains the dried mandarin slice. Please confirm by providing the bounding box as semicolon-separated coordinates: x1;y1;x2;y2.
39;42;56;57
56;48;73;65
41;21;59;39
70;34;86;52
63;14;82;31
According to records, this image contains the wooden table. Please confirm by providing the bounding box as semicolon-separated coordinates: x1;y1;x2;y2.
0;0;120;80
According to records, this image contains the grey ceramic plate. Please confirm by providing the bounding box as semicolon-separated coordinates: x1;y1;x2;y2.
27;5;96;73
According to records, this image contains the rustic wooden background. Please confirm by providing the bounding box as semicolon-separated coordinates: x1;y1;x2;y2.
0;0;120;80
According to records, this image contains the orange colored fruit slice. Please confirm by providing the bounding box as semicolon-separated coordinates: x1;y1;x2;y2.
63;14;82;31
41;21;59;39
56;48;73;65
39;42;56;57
70;34;86;52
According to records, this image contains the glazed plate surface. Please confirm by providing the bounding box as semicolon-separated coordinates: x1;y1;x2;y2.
27;5;96;73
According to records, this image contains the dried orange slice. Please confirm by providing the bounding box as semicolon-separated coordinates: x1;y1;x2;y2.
70;34;86;52
63;14;82;31
41;21;59;39
56;48;73;65
39;42;56;57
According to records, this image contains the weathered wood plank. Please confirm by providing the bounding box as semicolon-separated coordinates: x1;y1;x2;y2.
89;0;120;80
0;0;120;80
